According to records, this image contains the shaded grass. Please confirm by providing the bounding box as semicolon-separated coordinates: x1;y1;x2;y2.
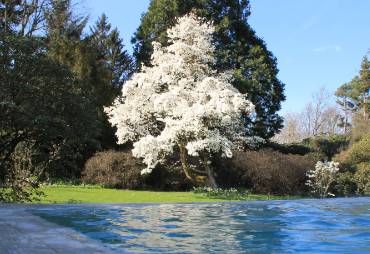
35;185;303;204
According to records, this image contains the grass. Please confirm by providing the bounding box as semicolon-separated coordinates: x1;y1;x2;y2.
35;185;302;204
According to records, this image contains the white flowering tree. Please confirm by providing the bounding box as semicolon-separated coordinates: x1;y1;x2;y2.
306;161;339;198
105;13;256;188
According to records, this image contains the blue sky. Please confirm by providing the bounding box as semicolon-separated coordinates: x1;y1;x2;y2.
83;0;370;114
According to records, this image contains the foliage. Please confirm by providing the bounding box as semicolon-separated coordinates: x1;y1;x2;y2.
132;0;285;139
82;150;145;189
267;142;312;155
193;187;250;200
333;132;369;196
335;133;370;171
106;14;256;188
0;33;103;200
44;0;133;149
334;172;357;197
335;54;370;119
351;113;370;142
269;134;349;161
90;13;134;90
306;161;339;198
0;141;44;202
0;0;47;36
347;133;370;165
354;164;370;195
302;134;350;160
1;0;134;203
82;150;191;191
214;149;314;195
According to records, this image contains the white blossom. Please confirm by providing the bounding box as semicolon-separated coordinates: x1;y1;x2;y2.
306;161;339;198
105;13;256;175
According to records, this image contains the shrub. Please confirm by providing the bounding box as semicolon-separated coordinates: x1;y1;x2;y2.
215;149;315;195
192;187;250;200
82;150;192;191
347;133;370;165
306;161;339;198
0;141;43;202
335;132;370;172
268;134;350;160
266;142;311;155
354;163;370;195
334;172;357;197
302;135;350;160
82;150;145;189
351;113;370;142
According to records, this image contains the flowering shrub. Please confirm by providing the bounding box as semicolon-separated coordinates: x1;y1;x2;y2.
306;161;339;198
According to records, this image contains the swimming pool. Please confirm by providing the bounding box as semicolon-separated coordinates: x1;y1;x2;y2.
32;198;370;253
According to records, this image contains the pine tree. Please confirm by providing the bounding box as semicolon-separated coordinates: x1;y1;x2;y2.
45;0;90;79
132;0;285;139
90;13;133;91
44;2;134;148
336;54;370;120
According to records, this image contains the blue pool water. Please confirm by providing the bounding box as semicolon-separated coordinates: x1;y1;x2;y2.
32;198;370;253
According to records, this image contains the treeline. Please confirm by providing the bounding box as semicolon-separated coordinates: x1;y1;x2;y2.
1;0;133;201
1;0;368;201
1;0;285;201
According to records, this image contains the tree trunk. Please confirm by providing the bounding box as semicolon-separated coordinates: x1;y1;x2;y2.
178;144;196;183
202;156;218;188
363;96;367;120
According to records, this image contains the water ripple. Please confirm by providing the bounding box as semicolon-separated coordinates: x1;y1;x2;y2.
32;197;370;253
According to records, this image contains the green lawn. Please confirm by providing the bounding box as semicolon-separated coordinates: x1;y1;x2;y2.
36;185;301;204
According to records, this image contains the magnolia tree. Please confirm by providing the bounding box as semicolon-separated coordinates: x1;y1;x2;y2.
105;13;256;187
306;161;339;198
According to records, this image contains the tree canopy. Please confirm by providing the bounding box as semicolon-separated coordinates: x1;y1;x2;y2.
132;0;285;139
336;54;370;120
106;13;256;187
0;0;133;201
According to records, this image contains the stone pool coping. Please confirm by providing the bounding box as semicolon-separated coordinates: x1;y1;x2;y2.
0;205;120;254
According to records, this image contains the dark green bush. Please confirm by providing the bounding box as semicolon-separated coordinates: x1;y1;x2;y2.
302;135;350;160
333;133;369;196
354;163;370;195
215;149;315;195
334;172;357;197
347;133;370;165
265;142;311;155
334;132;370;172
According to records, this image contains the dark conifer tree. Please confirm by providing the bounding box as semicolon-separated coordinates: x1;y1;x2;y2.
90;13;133;92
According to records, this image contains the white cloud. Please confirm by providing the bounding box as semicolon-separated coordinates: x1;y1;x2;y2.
312;45;342;53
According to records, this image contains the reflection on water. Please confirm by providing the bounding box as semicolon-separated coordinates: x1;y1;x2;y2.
32;198;370;253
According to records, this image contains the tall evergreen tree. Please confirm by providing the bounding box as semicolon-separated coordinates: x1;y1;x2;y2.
132;0;285;139
90;14;133;91
44;1;133;148
44;0;90;79
336;54;370;120
0;0;47;36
